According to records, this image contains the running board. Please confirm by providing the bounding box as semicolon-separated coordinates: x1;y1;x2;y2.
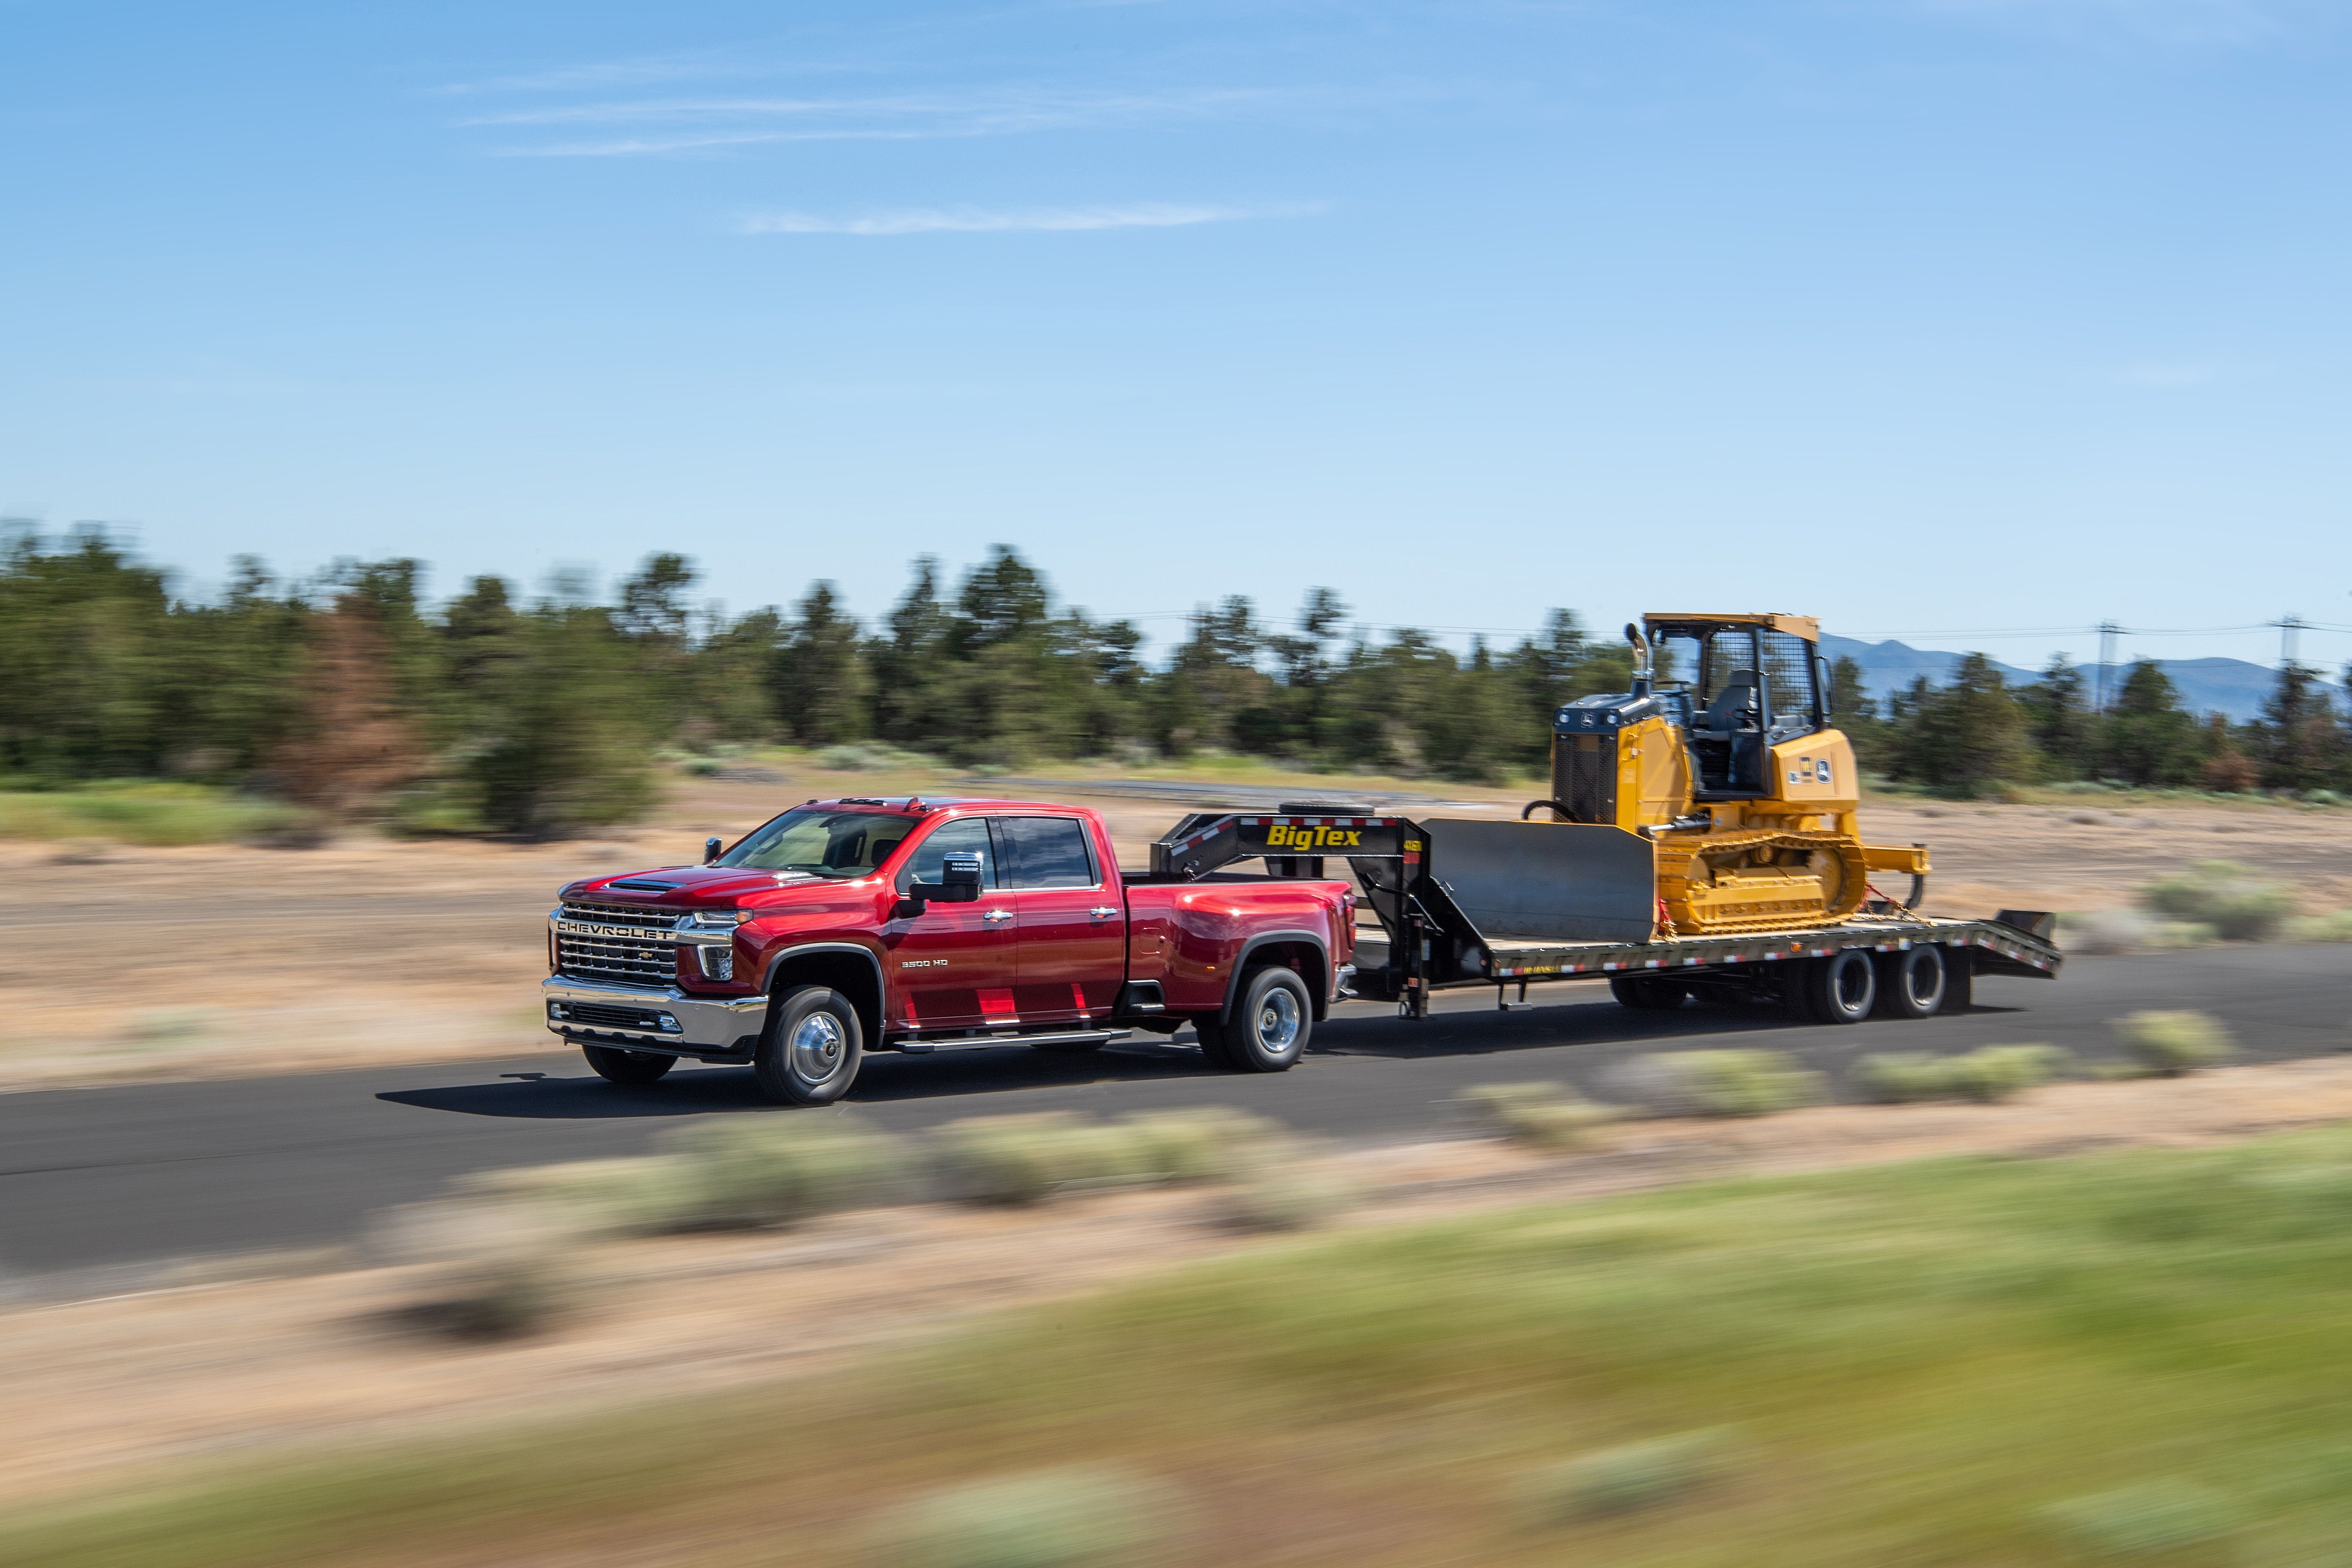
895;1029;1131;1054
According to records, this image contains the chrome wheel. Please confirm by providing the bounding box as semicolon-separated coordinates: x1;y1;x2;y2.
788;1012;847;1083
1254;987;1302;1052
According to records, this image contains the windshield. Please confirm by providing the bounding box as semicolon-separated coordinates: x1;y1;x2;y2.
715;808;912;878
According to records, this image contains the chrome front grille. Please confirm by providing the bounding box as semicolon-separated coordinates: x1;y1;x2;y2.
556;901;681;984
557;933;679;985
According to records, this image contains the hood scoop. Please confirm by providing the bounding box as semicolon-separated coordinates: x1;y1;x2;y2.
609;879;682;892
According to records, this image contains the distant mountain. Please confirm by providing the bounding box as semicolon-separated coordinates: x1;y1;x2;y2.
1817;635;2337;725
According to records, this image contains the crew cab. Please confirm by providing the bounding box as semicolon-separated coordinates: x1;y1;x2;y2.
542;797;1356;1103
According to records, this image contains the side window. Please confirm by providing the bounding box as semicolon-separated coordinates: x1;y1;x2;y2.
894;817;997;893
997;817;1099;890
1758;630;1818;734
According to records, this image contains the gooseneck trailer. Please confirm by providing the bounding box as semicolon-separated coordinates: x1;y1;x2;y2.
1149;805;2061;1025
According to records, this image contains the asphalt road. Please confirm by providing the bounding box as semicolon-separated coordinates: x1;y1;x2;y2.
5;945;2348;1276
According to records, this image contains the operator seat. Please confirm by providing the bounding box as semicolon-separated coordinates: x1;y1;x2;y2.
1688;669;1764;794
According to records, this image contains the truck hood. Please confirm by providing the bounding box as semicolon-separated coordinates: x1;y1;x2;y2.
560;864;838;906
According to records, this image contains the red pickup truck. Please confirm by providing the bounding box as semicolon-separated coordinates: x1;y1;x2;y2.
542;796;1356;1103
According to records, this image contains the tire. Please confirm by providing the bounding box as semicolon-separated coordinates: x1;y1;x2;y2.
1609;975;1689;1011
581;1043;676;1085
753;986;863;1105
1872;945;1946;1020
1216;966;1314;1073
1941;946;1974;1014
1191;1015;1237;1068
1802;949;1877;1025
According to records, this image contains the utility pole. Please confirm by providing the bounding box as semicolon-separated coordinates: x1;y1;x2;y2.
2278;614;2304;669
2095;621;2120;713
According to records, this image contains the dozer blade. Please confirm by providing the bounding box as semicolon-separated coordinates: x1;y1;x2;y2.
1419;818;1657;944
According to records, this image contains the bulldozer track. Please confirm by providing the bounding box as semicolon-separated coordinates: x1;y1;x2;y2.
1654;828;1871;936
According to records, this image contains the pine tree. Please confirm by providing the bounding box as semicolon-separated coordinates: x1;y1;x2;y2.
2098;661;2203;786
2019;655;2093;779
2252;663;2344;791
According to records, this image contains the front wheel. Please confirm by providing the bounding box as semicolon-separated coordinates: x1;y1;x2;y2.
582;1043;676;1085
1215;966;1314;1073
753;986;863;1105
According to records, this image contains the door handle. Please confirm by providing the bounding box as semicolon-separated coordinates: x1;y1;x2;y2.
982;908;1014;923
1090;906;1117;919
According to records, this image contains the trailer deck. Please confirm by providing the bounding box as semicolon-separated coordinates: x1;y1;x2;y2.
1149;805;2062;1022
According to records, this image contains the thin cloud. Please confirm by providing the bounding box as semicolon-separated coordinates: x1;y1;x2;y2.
739;202;1323;235
436;54;762;97
466;84;1344;156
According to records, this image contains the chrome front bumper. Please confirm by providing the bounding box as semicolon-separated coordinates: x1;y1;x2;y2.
541;976;769;1057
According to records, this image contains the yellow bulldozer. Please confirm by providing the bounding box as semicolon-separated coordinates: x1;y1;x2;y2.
1530;613;1930;937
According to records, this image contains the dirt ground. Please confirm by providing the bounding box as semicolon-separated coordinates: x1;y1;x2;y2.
5;755;2351;1092
15;1055;2352;1517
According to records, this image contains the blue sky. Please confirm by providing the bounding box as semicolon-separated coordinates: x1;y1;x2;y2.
4;0;2348;674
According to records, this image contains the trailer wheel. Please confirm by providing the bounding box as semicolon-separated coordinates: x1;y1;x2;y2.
1608;975;1689;1011
582;1044;675;1085
1872;946;1945;1020
1803;950;1877;1025
753;985;863;1105
1941;946;1975;1014
1215;967;1314;1072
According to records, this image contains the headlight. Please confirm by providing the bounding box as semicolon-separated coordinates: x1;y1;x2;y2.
684;908;746;928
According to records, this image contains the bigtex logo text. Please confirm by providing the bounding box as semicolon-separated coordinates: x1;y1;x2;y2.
1265;824;1364;849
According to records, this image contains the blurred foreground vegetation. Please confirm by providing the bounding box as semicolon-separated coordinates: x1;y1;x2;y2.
4;525;2348;836
22;1127;2352;1565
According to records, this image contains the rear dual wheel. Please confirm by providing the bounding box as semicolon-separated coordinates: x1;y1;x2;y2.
1195;966;1313;1072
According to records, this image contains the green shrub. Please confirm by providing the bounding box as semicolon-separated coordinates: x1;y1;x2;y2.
1854;1045;2067;1104
369;1198;595;1340
659;1117;907;1228
467;1124;908;1232
865;1465;1183;1568
456;1155;713;1235
933;1114;1153;1206
2114;1011;2236;1076
1115;1108;1281;1183
1215;1144;1359;1232
1613;1050;1823;1118
2039;1481;2240;1556
1515;1429;1736;1524
2286;909;2352;943
2140;861;2296;942
932;1110;1283;1206
0;782;315;846
1459;1082;1616;1150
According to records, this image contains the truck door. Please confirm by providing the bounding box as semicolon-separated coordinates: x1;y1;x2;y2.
998;814;1124;1023
883;816;1018;1030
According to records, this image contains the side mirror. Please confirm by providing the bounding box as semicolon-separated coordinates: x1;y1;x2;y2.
908;851;983;905
704;837;723;865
